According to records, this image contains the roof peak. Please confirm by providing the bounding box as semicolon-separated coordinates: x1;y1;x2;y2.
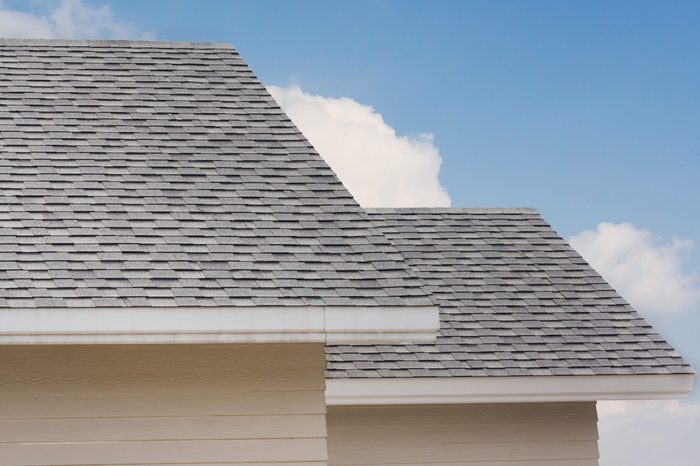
0;38;233;49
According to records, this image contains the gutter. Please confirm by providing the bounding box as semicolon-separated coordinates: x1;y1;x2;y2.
325;373;695;404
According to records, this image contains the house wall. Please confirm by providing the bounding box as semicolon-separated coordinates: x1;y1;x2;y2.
0;343;328;466
327;402;599;466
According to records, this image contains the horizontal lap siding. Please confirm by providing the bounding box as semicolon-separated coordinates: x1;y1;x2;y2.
328;402;599;466
0;343;328;466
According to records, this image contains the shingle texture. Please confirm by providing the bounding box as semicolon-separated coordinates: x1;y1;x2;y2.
0;39;431;308
327;209;692;377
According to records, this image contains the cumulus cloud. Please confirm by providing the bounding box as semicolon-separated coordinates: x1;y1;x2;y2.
0;0;152;39
570;222;700;314
597;400;700;466
573;223;700;464
268;85;451;208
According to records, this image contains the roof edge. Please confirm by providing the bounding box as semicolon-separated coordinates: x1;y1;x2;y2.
0;305;440;345
325;374;695;405
0;38;233;49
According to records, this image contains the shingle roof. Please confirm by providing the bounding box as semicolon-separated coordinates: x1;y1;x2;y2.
0;39;431;308
327;208;692;377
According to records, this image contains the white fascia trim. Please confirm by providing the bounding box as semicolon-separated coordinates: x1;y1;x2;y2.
0;305;439;345
325;374;695;405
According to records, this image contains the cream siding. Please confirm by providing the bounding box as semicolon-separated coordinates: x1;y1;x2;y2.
328;402;599;466
0;343;327;466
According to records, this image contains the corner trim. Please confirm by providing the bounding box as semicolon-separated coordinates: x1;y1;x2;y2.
0;305;439;345
325;374;695;405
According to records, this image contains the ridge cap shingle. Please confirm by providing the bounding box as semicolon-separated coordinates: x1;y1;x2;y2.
0;38;232;49
365;207;539;215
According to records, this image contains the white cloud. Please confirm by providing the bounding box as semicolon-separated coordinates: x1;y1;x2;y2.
597;400;700;466
570;222;700;314
0;0;152;39
575;223;700;464
268;85;451;208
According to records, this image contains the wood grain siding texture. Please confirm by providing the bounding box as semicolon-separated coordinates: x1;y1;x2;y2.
0;343;328;466
328;402;599;466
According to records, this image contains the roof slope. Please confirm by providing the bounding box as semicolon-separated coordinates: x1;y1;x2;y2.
0;39;430;308
327;209;692;377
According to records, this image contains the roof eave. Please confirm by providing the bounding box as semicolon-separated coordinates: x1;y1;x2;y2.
325;373;695;405
0;305;440;345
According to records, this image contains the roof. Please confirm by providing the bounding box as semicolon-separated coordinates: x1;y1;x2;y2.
326;208;692;377
0;39;431;309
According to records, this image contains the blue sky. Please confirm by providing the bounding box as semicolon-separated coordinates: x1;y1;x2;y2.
1;1;699;464
111;0;699;245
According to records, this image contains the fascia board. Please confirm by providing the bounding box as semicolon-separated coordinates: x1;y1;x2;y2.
0;305;439;345
325;374;695;405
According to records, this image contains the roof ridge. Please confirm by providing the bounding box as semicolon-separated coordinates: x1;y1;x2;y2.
0;38;233;49
365;207;539;214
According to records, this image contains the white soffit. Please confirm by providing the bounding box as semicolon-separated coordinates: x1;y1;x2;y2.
0;305;439;345
325;374;695;405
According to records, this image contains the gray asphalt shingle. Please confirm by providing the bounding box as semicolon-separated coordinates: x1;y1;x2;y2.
0;39;430;308
326;209;692;377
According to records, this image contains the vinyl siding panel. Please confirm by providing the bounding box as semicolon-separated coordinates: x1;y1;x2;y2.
328;402;599;466
0;343;328;466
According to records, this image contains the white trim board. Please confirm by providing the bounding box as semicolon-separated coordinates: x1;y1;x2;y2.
0;305;439;345
325;374;695;405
